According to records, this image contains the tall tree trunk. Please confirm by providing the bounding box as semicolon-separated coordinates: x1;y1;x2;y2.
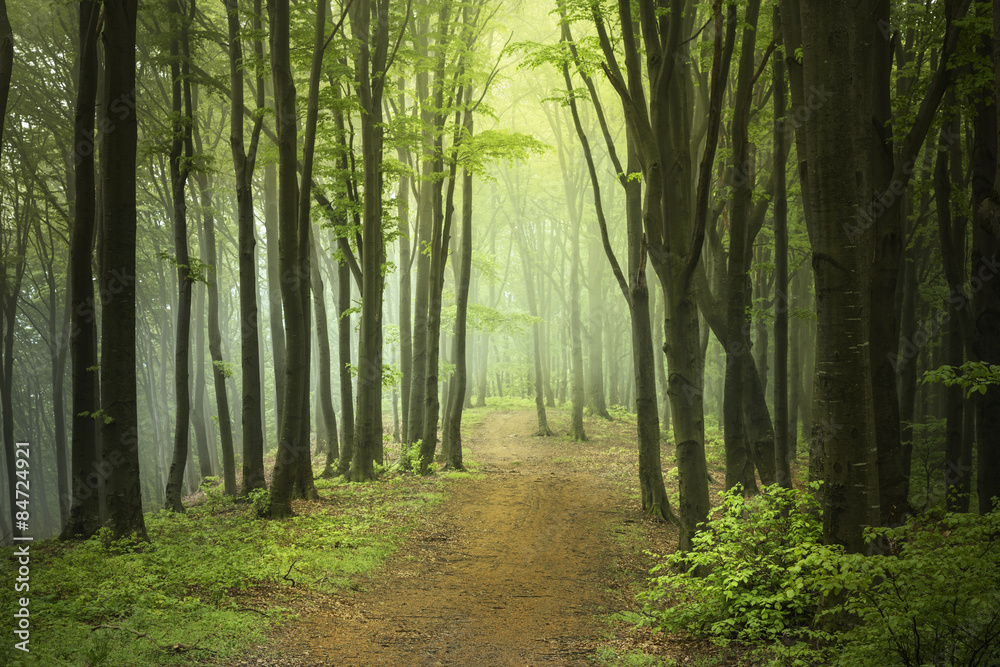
397;143;412;444
263;161;285;442
164;0;196;513
313;231;340;478
973;0;1000;513
867;0;970;526
336;258;355;476
348;0;389;482
724;0;762;494
773;3;791;488
444;108;474;471
406;14;435;451
227;0;266;495
100;0;146;541
798;0;877;552
267;0;309;517
194;153;237;494
62;0;103;540
191;282;214;481
0;0;10;152
587;234;610;419
516;220;553;436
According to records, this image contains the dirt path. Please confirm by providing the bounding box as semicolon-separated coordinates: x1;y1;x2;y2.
257;410;627;666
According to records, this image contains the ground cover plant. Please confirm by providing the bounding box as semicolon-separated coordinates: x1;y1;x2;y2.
0;469;451;666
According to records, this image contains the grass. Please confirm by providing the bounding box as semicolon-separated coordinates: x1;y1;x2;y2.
0;467;452;666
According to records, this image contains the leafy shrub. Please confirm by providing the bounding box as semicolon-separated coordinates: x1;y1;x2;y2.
639;483;830;644
808;508;1000;667
638;481;1000;667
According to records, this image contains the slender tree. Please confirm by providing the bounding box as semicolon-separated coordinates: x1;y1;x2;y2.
772;4;791;489
348;0;393;481
164;0;197;513
225;0;267;494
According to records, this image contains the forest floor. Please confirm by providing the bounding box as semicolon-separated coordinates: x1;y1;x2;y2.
230;407;742;667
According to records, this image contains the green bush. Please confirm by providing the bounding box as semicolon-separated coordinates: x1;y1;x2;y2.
639;483;829;644
808;508;1000;667
638;482;1000;667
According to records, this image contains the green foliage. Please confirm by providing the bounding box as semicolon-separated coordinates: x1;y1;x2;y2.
199;476;233;511
211;359;235;379
78;409;114;424
398;439;426;473
639;483;828;644
453;129;549;178
0;467;452;665
923;361;1000;397
155;251;212;285
807;509;1000;667
638;484;1000;667
248;488;270;518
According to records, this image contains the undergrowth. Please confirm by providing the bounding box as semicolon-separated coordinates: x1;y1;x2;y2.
638;483;1000;666
0;471;449;666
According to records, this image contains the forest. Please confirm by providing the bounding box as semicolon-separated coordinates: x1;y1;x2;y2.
1;0;1000;664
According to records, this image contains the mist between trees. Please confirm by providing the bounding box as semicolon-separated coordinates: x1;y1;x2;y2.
0;0;999;562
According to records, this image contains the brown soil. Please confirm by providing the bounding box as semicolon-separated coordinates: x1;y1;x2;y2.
234;409;659;666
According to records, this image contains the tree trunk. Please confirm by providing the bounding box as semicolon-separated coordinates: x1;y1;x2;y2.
587;235;610;418
724;0;762;494
0;0;10;153
100;0;146;541
798;0;877;552
973;0;1000;513
227;0;266;494
191;282;215;481
336;258;355;476
188;120;237;494
164;0;196;513
773;3;791;488
313;231;340;478
348;0;389;482
62;0;103;540
443;92;475;470
267;0;309;517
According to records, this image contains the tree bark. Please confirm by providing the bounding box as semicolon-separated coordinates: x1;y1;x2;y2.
973;0;1000;513
773;3;791;488
798;0;877;552
62;0;103;540
226;0;266;495
164;0;196;513
336;257;355;476
267;0;309;517
100;0;146;541
0;0;11;153
348;0;390;482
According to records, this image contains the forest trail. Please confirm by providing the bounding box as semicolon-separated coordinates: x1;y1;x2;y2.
246;409;625;666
